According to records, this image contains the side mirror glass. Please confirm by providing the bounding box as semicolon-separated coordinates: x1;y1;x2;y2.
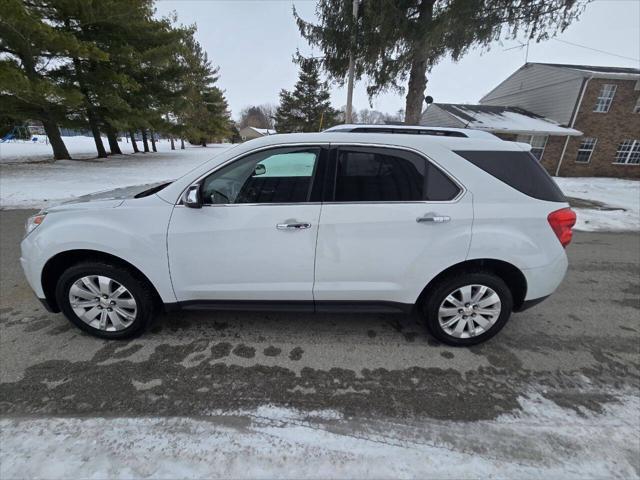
183;184;202;209
254;164;266;176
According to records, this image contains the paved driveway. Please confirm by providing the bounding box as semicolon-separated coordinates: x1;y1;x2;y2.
1;209;638;476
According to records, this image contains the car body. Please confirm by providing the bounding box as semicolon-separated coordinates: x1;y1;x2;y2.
20;131;575;345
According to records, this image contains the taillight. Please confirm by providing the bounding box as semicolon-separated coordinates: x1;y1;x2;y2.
548;208;577;248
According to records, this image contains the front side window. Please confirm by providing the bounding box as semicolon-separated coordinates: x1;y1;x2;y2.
334;147;460;202
614;140;640;165
515;134;548;161
575;137;597;163
593;84;617;113
201;147;320;204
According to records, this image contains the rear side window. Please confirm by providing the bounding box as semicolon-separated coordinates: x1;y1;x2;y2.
454;150;566;202
334;147;460;202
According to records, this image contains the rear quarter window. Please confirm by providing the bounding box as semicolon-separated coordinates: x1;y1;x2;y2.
453;150;566;202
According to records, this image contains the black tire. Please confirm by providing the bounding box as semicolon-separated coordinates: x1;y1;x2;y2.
423;272;513;346
55;261;156;339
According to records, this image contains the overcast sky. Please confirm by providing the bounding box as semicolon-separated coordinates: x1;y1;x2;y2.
155;0;640;119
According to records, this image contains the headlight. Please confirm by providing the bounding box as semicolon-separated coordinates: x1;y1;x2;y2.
25;212;47;237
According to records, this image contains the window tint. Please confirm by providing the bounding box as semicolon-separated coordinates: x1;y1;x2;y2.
454;150;566;202
334;147;460;202
201;147;319;204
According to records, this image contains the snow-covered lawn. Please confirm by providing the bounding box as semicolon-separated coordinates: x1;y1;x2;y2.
0;134;175;163
1;393;637;479
0;140;230;209
555;177;640;232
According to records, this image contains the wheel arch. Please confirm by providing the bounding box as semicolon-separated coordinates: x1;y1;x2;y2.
415;258;528;311
41;249;163;312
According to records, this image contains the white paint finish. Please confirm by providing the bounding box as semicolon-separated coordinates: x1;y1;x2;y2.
314;196;473;304
167;204;321;301
19;131;573;321
20;194;177;302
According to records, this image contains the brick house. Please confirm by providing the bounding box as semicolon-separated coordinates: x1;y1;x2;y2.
479;63;640;178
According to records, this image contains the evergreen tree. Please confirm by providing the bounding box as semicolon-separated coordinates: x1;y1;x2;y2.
295;0;590;124
177;37;231;146
0;0;103;159
274;56;338;133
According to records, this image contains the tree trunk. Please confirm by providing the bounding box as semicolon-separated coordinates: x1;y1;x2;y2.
404;55;429;125
201;138;206;147
105;125;122;155
88;111;108;158
170;137;175;150
41;116;71;160
129;130;139;153
150;131;157;152
72;56;107;157
404;1;434;125
141;130;150;152
180;138;185;150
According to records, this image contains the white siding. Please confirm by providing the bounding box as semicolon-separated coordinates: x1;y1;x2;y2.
480;64;584;125
420;105;466;128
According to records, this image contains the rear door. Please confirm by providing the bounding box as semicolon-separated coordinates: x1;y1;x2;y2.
313;145;473;307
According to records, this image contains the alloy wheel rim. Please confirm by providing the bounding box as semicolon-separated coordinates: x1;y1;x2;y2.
68;275;137;331
438;284;501;338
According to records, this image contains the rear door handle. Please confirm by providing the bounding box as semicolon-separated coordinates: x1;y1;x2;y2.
276;222;312;230
417;215;451;223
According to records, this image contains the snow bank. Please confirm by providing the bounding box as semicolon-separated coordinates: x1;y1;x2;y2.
555;177;640;232
1;393;637;479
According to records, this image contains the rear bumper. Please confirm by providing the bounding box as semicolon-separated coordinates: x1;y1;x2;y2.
521;252;568;301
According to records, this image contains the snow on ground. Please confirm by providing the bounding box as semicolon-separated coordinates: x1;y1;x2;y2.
0;141;231;209
0;135;176;163
1;392;638;479
555;177;640;232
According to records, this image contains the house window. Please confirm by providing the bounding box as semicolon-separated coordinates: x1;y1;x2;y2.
576;137;597;163
634;96;640;114
593;84;617;113
516;134;548;160
614;140;640;165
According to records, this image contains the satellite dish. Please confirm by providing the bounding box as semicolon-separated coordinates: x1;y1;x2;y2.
425;95;434;104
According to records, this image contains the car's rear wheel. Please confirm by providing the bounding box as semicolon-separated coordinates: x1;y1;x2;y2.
423;272;513;346
56;262;156;339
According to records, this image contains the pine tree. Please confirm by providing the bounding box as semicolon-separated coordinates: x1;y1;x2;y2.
295;0;590;124
177;37;231;146
274;56;338;133
0;0;103;159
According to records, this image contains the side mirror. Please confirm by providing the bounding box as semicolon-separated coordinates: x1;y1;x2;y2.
254;164;266;176
183;184;202;209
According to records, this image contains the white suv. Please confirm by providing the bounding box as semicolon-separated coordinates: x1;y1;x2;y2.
20;132;576;346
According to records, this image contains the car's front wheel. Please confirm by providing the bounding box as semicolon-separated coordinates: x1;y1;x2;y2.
423;272;513;346
56;262;156;339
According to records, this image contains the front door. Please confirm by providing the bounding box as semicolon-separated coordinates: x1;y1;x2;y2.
314;145;473;306
168;145;326;303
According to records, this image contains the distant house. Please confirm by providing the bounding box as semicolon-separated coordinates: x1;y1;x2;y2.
239;126;277;141
421;103;581;160
423;62;640;178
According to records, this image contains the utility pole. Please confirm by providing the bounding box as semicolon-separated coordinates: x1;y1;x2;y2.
345;0;359;124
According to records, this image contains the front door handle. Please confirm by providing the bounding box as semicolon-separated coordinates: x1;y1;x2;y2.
276;222;312;230
417;214;451;223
